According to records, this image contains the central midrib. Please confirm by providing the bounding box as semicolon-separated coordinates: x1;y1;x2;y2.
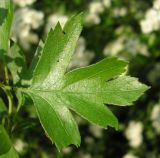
23;87;144;95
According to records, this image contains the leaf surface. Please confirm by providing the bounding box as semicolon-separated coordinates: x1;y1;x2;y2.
32;13;83;89
61;57;128;87
102;76;149;105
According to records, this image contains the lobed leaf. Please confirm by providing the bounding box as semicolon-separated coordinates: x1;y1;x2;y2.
21;13;149;150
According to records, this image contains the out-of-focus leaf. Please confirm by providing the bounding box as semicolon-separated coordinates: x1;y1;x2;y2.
0;125;12;155
7;42;29;85
0;147;19;158
0;0;13;60
0;98;6;113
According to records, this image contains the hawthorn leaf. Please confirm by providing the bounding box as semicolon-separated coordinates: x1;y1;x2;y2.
0;0;13;59
22;13;149;150
0;125;11;155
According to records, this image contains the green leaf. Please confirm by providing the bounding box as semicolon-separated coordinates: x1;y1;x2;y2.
0;125;12;155
22;13;149;150
7;43;29;110
7;42;29;85
0;147;19;158
29;40;44;75
28;13;83;150
0;125;19;157
0;0;13;59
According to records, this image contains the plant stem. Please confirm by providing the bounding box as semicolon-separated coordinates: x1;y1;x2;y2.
16;102;21;112
3;88;13;115
7;91;13;115
0;83;13;115
0;83;12;90
0;82;24;114
4;66;9;85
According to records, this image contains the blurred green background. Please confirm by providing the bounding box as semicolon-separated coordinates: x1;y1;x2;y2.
4;0;160;157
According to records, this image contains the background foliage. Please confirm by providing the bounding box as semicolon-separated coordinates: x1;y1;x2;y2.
0;0;160;158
